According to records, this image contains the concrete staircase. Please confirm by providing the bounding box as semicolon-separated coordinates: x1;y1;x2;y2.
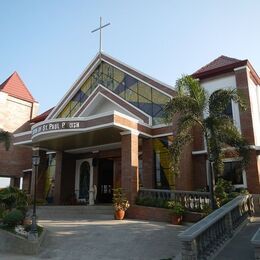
35;205;114;220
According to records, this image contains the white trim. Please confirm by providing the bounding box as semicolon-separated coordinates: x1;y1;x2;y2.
47;54;101;119
234;66;248;71
13;131;31;138
151;123;169;129
192;150;207;155
77;84;152;124
152;132;173;138
13;140;32;146
46;151;56;155
120;130;139;136
22;169;32;173
65;142;121;154
75;158;94;205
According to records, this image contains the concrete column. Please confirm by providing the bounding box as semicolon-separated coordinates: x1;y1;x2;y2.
142;138;154;188
121;130;139;204
54;151;63;204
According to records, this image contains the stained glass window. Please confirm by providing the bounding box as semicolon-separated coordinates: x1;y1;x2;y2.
57;61;171;125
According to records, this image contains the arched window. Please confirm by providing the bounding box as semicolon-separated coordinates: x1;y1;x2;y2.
79;161;90;200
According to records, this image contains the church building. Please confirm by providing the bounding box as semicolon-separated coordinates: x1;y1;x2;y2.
13;53;260;205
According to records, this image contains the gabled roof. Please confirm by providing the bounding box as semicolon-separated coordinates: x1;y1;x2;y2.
0;72;36;103
192;55;260;84
47;52;175;120
194;55;242;75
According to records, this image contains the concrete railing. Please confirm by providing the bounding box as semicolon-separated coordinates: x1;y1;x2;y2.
251;227;260;259
138;188;210;211
179;194;254;260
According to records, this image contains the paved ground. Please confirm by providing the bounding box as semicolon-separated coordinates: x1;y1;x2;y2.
215;217;260;260
0;207;185;260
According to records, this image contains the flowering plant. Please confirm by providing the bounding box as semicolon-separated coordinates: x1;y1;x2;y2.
112;188;130;211
15;225;28;237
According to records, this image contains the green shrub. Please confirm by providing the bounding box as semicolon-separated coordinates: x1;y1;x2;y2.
0;187;29;214
167;201;185;216
3;209;24;227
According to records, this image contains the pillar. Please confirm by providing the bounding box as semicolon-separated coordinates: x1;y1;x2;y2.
121;130;139;204
235;67;260;193
54;151;63;204
142;138;154;188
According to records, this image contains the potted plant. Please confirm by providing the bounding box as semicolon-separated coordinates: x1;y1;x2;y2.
168;201;185;225
112;188;130;220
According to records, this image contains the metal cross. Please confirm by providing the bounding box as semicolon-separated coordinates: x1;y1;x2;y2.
91;17;111;54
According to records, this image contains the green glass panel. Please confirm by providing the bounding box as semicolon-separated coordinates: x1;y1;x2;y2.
125;88;138;104
138;82;152;101
152;88;170;105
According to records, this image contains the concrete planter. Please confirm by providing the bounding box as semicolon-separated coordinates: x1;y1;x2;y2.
0;227;46;255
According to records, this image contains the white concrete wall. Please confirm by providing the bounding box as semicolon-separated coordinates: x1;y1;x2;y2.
200;74;241;131
248;77;260;146
0;92;38;132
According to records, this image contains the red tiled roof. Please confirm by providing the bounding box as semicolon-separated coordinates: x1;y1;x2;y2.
0;72;36;103
192;55;260;85
30;107;53;123
193;55;242;75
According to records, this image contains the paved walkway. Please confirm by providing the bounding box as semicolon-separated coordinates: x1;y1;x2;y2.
0;208;185;260
215;217;260;260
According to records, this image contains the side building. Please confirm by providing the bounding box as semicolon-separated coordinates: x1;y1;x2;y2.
191;55;260;194
0;72;38;187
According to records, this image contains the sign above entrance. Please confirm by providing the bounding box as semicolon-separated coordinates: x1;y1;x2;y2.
32;121;81;137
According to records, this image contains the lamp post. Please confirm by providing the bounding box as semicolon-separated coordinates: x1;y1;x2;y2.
29;155;40;240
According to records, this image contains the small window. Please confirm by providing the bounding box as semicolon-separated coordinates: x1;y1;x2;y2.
223;100;233;119
218;160;246;187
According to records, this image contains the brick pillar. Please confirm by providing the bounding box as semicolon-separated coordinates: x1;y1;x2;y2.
121;131;139;204
235;67;260;193
142;138;154;188
54;151;63;204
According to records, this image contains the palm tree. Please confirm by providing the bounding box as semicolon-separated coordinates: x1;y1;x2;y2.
0;129;10;151
164;75;249;208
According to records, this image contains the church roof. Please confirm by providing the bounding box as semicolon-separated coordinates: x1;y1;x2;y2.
0;72;36;103
192;55;260;84
193;55;242;75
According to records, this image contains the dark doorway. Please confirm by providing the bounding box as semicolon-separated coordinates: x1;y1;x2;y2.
98;159;113;203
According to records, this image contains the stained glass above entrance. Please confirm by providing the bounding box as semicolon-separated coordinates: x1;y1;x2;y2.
57;61;171;125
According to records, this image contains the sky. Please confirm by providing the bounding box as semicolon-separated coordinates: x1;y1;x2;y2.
0;1;260;114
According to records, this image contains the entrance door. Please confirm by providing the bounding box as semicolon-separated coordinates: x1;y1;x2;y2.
79;161;90;202
98;159;113;203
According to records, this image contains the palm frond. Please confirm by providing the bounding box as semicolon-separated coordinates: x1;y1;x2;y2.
209;89;246;117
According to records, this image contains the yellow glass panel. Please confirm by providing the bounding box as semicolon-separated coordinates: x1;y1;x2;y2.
138;82;152;100
81;77;92;94
59;102;71;118
113;67;124;83
152;89;170;105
